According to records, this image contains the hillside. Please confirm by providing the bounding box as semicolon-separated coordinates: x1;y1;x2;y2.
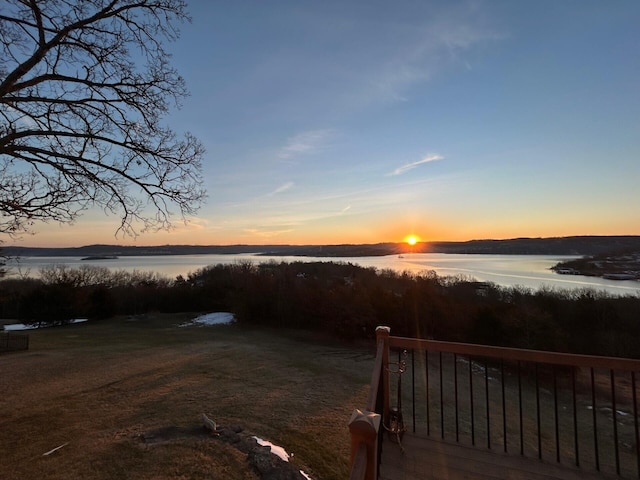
4;235;640;258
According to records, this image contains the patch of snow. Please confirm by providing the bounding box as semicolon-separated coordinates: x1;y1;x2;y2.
586;405;629;416
3;323;35;331
3;318;88;331
253;436;290;461
252;436;312;479
179;312;235;327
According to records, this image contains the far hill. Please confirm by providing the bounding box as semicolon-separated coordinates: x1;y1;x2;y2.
3;236;640;257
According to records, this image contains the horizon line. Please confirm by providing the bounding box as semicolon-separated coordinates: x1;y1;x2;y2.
5;234;640;250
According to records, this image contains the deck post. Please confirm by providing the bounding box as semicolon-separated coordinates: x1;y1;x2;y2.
376;326;391;425
348;409;381;480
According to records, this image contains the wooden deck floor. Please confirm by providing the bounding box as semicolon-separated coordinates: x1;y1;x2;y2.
379;434;617;480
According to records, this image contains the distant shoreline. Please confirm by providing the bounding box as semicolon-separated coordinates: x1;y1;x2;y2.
4;235;640;258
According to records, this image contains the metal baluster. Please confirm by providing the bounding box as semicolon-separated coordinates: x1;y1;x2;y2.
455;353;459;442
632;371;639;479
501;359;507;453
440;351;444;439
485;359;490;449
611;369;620;475
518;361;523;456
425;350;430;436
591;367;600;471
572;367;579;467
470;356;475;446
536;363;541;460
411;349;416;433
553;365;560;463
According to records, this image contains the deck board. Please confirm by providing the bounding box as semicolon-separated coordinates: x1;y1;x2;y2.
379;434;618;480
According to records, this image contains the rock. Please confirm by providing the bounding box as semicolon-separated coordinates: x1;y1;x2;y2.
218;427;244;447
141;419;308;480
201;413;218;434
247;444;306;480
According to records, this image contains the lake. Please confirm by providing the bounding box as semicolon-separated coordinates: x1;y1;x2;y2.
6;253;640;297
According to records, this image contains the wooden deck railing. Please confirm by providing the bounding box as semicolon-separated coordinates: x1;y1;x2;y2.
348;327;387;480
0;332;29;354
349;326;640;479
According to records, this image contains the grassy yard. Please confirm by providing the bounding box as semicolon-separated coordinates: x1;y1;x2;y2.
0;314;375;480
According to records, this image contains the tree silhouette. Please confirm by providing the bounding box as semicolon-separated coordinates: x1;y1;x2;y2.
0;0;205;237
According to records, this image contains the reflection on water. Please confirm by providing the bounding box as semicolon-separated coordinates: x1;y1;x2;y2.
6;253;640;297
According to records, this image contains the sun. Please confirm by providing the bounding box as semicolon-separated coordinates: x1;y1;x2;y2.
405;235;419;246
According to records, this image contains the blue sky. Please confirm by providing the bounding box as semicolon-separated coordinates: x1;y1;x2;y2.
25;0;640;246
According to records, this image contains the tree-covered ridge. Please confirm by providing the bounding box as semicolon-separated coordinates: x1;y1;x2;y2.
5;235;640;257
2;261;639;359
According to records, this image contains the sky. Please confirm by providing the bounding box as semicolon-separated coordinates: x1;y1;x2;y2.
15;0;640;247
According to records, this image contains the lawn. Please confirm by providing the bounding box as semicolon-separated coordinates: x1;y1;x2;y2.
0;314;375;480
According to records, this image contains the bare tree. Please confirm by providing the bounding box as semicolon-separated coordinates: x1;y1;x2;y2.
0;0;206;238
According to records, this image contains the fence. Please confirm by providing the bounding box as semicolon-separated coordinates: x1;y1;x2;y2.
349;326;640;480
0;332;29;353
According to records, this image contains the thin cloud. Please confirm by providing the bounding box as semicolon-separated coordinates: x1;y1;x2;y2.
268;181;294;195
390;154;443;176
278;129;333;159
172;216;211;232
350;7;505;107
244;227;295;238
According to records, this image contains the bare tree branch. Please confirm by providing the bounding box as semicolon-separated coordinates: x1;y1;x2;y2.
0;0;206;239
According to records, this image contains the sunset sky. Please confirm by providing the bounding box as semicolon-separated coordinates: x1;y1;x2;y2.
15;1;640;247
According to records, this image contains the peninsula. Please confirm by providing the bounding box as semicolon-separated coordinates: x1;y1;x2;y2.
551;250;640;281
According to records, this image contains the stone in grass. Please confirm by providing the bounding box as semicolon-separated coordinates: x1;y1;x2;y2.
198;416;306;480
247;443;307;480
216;426;247;449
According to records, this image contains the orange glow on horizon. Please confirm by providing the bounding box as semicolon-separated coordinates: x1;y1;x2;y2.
11;210;638;249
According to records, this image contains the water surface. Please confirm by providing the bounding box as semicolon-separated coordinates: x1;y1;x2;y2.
7;253;639;297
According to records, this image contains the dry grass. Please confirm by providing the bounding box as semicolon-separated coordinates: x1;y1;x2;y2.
0;314;375;480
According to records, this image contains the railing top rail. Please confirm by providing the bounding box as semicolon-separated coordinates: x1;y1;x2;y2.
388;335;640;371
365;338;385;413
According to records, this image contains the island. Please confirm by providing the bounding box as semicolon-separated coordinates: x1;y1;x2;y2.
80;255;118;261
